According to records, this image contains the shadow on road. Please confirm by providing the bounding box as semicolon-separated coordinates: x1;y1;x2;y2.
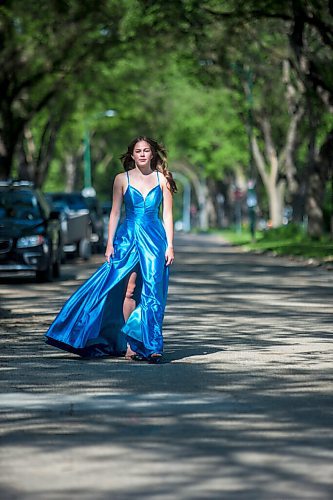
0;233;332;499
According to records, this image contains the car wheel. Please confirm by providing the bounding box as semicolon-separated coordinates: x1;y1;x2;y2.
79;238;91;261
53;256;61;278
53;237;62;278
60;250;66;264
36;245;53;282
36;263;53;282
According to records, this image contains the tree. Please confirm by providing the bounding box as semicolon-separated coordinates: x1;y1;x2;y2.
142;0;333;235
248;58;305;227
0;0;127;179
162;61;248;229
199;0;333;234
184;10;306;227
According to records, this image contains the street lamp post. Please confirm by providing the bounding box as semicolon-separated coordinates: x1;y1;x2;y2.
83;129;92;189
83;109;116;191
173;172;191;232
243;70;258;240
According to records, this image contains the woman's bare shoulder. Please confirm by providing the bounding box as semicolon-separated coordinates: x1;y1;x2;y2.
114;172;127;185
158;171;168;185
159;172;174;193
115;171;127;180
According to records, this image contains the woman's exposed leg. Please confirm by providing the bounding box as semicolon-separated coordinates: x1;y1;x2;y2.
123;270;138;321
123;270;138;358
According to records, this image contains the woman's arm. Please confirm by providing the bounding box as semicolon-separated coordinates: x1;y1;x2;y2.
105;174;124;262
161;176;174;266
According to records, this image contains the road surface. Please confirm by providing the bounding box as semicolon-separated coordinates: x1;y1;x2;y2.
0;233;332;499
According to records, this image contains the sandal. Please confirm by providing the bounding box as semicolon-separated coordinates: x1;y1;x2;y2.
148;354;162;364
124;352;147;361
131;354;146;362
124;353;136;360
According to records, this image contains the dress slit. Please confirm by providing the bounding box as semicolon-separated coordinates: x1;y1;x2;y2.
92;261;143;355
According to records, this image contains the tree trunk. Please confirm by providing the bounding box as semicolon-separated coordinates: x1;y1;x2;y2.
197;180;209;230
306;129;333;238
268;180;285;227
17;139;34;181
0;133;16;180
207;178;220;227
251;133;284;227
172;160;211;231
65;155;76;192
306;171;325;238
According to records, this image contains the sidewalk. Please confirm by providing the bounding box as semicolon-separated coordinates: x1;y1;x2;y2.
0;233;332;499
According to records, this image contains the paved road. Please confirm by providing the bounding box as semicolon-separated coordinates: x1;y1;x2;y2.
0;233;332;499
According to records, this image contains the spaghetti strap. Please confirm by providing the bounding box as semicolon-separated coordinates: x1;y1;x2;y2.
126;171;130;185
156;170;160;184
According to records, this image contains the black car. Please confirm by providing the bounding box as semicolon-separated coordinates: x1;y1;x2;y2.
0;181;63;281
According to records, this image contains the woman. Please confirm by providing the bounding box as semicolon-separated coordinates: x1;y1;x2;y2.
45;136;176;363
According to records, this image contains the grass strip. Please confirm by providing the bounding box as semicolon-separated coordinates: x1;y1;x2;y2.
217;224;333;261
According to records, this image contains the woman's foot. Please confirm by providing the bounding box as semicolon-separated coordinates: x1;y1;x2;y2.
124;353;136;360
124;344;137;360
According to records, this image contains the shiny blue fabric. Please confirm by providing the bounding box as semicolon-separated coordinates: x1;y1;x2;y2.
45;174;169;358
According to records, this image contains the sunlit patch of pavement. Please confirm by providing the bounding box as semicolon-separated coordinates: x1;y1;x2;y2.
0;234;332;499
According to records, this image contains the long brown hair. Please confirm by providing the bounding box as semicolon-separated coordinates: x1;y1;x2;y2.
120;136;177;194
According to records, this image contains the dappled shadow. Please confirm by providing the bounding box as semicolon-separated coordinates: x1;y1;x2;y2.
0;233;332;499
0;361;332;499
0;268;79;286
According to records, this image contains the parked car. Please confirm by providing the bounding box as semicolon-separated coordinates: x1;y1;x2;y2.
101;200;112;246
0;180;63;281
82;195;104;252
46;192;92;260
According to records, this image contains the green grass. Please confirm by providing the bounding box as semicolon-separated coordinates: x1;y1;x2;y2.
216;224;333;261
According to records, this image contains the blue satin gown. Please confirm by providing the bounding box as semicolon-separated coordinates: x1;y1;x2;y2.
45;170;169;359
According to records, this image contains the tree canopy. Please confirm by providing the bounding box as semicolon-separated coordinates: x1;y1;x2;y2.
1;0;332;235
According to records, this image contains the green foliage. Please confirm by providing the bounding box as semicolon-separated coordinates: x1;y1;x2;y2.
260;223;305;242
221;224;333;260
2;0;333;239
164;63;249;177
0;0;136;177
42;46;250;194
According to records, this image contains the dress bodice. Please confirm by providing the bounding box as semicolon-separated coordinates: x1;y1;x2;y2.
124;172;162;222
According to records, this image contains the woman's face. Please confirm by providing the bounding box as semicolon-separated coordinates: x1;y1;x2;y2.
132;140;153;169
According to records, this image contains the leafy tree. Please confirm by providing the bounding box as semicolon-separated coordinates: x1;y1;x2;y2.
0;0;129;179
140;0;333;235
162;63;248;228
197;0;333;234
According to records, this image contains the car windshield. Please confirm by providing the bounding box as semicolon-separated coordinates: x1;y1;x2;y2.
49;194;88;211
0;190;42;220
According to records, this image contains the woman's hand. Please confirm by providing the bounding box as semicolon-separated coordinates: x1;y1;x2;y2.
165;246;174;266
105;243;115;263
